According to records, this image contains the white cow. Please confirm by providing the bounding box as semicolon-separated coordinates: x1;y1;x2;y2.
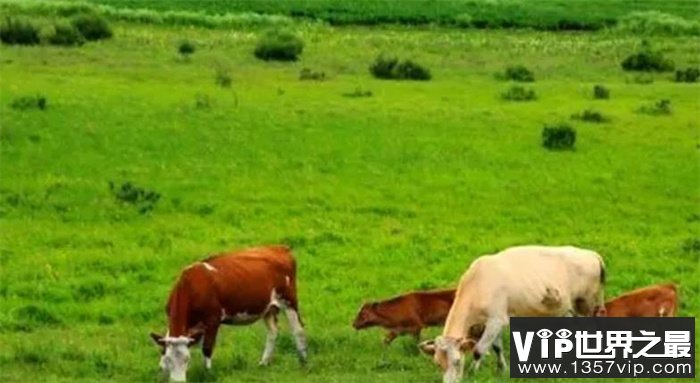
419;245;605;383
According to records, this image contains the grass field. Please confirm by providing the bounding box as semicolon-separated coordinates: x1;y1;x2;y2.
85;0;700;30
0;4;699;383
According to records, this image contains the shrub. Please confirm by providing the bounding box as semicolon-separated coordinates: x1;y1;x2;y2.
675;67;700;83
501;86;537;101
178;39;195;56
342;87;373;98
617;11;700;36
593;85;609;99
638;99;672;116
254;29;303;61
502;65;535;82
214;63;232;88
108;181;160;214
395;60;431;80
299;68;325;81
369;55;431;81
621;42;674;72
0;17;40;45
542;123;576;150
10;95;47;110
47;22;85;46
369;54;399;79
571;109;609;123
71;13;112;41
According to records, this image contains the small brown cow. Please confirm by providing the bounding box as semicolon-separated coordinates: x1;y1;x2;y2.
352;289;456;345
596;283;678;317
150;245;307;382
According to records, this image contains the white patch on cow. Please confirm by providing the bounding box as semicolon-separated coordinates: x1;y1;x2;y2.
285;309;308;362
434;336;465;383
204;357;212;370
161;336;192;382
269;289;283;309
201;262;217;272
260;314;279;366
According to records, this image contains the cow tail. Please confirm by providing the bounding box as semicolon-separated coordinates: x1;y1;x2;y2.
598;256;606;285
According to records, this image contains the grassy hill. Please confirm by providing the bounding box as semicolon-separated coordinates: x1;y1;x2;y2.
0;3;698;383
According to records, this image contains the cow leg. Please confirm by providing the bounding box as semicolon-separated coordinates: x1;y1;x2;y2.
410;328;422;343
259;311;279;366
284;308;308;364
383;330;399;345
202;321;221;370
491;331;506;371
471;317;506;371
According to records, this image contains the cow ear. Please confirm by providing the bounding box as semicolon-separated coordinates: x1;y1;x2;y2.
458;338;476;352
150;332;165;347
418;340;437;356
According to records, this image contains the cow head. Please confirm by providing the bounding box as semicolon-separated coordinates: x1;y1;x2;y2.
352;302;380;330
150;330;203;382
419;336;474;383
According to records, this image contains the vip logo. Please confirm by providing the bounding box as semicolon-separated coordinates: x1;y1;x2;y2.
513;328;575;361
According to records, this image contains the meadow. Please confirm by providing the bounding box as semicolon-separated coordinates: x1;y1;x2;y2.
0;2;699;383
85;0;700;30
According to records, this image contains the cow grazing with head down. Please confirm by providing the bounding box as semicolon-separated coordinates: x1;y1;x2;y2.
419;245;606;383
352;289;456;345
150;245;307;382
596;283;678;317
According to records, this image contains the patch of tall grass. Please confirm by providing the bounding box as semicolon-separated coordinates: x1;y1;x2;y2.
616;11;700;36
0;0;293;29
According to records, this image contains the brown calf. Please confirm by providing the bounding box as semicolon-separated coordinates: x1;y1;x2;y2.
596;283;678;317
353;289;456;344
150;245;307;382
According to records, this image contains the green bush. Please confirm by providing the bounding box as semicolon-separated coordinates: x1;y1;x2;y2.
542;123;576;150
71;13;112;41
0;17;40;45
178;39;195;56
593;85;610;99
47;22;85;46
571;109;609;123
638;99;672;115
369;55;431;81
108;181;160;214
10;95;47;110
617;11;700;36
502;65;535;82
254;30;303;61
342;87;373;98
214;64;232;88
395;60;431;80
675;68;700;83
621;42;674;72
299;68;325;81
501;86;536;101
369;54;398;79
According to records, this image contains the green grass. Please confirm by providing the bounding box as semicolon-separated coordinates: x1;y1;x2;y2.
1;15;699;383
85;0;700;30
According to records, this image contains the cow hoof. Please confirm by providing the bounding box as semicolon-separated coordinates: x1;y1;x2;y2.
259;360;271;367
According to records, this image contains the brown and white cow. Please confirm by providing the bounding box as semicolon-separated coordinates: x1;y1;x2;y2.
150;245;307;382
596;283;678;317
352;289;456;344
419;245;606;383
